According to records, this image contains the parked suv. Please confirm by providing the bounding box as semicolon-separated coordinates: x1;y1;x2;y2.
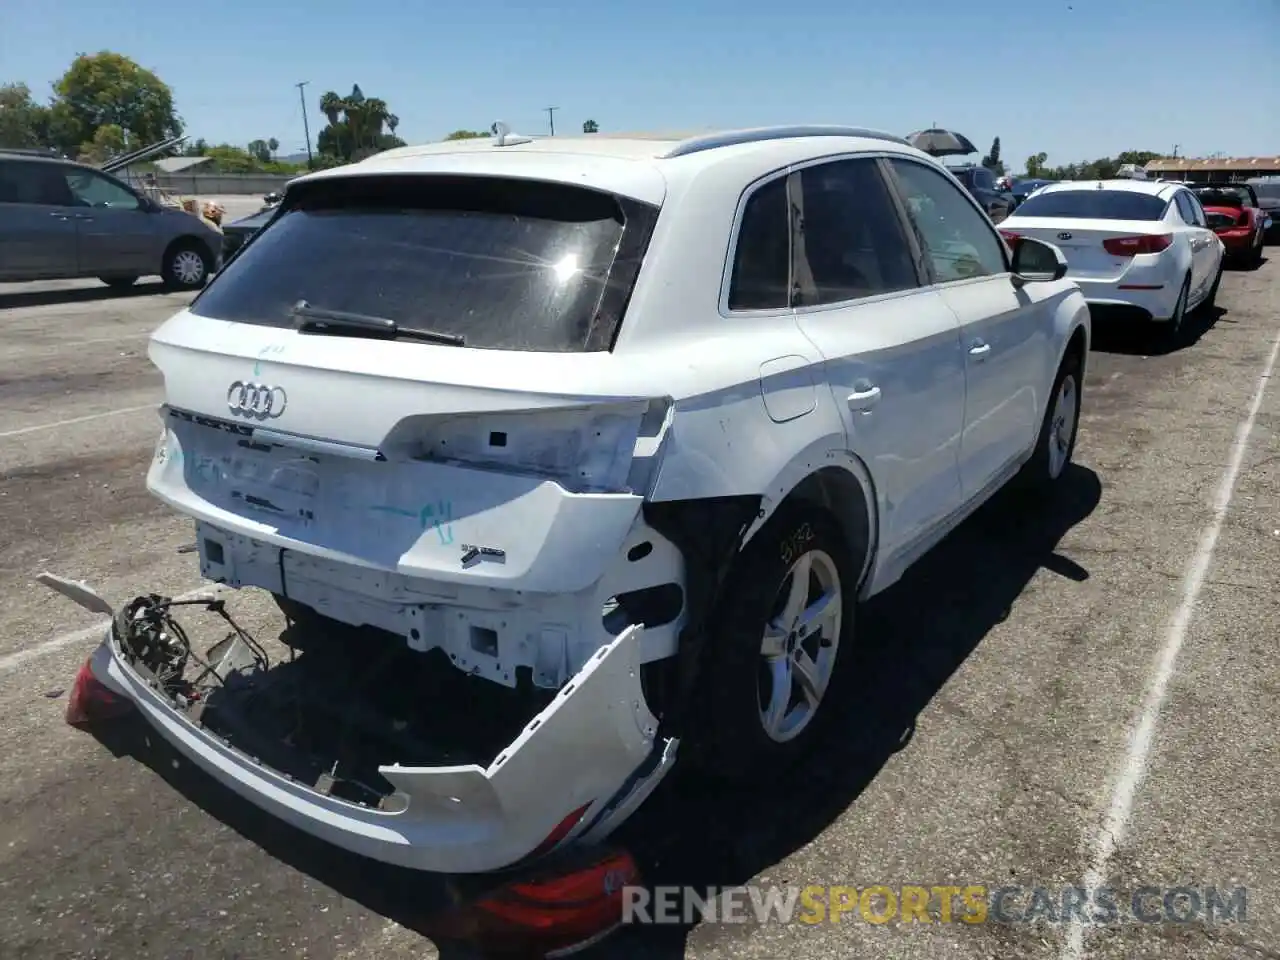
76;126;1090;876
946;163;1016;222
1246;177;1280;243
0;151;222;289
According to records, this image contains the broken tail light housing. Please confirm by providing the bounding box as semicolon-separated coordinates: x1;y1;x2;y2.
1102;234;1172;256
427;848;641;957
383;399;673;495
65;656;134;726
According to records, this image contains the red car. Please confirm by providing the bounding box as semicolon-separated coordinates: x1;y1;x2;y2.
1194;184;1266;266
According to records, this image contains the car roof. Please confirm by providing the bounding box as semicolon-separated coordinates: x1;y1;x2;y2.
288;125;934;206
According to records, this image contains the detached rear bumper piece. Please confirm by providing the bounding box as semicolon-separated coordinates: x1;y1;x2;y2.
90;621;661;874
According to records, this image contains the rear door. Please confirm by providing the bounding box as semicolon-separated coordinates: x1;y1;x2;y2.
1176;190;1217;297
0;159;79;279
886;156;1051;501
60;166;160;276
785;156;966;553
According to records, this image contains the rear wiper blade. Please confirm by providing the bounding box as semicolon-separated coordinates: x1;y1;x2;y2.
290;300;465;346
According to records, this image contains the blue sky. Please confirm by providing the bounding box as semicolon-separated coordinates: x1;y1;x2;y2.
3;0;1277;168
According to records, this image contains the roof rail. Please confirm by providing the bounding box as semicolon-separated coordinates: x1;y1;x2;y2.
660;125;910;159
0;146;64;159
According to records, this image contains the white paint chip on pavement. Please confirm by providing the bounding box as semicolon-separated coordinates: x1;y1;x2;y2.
1061;323;1280;960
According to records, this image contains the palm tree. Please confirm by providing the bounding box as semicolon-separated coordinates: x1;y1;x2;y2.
582;119;599;134
267;137;279;159
386;114;399;137
319;91;344;127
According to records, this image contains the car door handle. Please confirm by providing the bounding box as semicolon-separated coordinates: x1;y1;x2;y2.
847;386;882;411
48;212;70;220
969;341;992;359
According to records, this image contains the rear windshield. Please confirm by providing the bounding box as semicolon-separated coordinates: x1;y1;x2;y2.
1195;187;1250;208
190;175;656;352
1013;189;1168;220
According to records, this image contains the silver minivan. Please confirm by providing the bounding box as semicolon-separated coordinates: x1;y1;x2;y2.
0;152;223;290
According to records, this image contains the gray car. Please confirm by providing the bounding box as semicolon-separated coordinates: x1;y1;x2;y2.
0;152;223;290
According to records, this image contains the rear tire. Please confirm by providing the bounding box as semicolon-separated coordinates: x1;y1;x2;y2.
1016;345;1083;492
684;502;859;783
161;241;211;290
1249;231;1264;266
1158;275;1190;348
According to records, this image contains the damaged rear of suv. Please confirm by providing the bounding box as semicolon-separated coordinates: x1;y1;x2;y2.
89;156;696;874
55;126;1090;878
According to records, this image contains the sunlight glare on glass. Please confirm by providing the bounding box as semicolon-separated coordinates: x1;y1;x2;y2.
551;253;580;283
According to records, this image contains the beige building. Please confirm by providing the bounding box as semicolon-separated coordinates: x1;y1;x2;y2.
1144;155;1280;182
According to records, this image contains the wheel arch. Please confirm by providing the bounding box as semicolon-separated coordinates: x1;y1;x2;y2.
742;442;879;597
162;233;216;268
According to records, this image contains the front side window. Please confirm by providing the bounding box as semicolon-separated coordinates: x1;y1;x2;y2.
191;175;654;352
888;158;1007;283
64;169;140;210
792;158;919;305
727;176;790;310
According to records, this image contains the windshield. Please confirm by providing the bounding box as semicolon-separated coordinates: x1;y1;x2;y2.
1012;189;1168;220
1248;181;1280;201
1195;187;1251;208
190;175;656;352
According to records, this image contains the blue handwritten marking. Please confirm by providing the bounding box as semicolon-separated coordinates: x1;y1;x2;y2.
368;500;455;544
253;344;286;377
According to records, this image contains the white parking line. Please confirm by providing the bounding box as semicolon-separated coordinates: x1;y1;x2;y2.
1062;324;1280;960
0;404;155;440
0;583;227;675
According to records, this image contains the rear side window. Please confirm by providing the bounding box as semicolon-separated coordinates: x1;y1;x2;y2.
0;160;74;206
793;158;919;305
190;175;657;352
1014;189;1168;220
728;176;790;310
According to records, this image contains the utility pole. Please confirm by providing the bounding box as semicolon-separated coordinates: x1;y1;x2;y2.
1172;143;1180;158
296;81;314;169
545;106;558;137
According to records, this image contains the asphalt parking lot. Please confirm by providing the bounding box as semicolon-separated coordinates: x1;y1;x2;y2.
0;257;1277;960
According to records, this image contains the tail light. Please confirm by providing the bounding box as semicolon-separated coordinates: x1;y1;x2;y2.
424;848;640;956
1237;211;1251;227
1102;234;1172;256
65;657;133;726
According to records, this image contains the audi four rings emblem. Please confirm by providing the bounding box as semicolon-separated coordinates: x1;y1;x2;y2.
227;381;287;419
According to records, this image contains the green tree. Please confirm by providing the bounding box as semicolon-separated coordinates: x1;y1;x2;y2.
981;136;1004;175
444;129;489;140
267;136;279;158
247;139;271;163
78;123;127;164
582;119;599;134
0;82;52;149
1025;152;1048;177
48;52;182;157
315;85;405;162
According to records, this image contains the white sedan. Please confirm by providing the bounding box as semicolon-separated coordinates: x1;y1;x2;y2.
998;179;1225;342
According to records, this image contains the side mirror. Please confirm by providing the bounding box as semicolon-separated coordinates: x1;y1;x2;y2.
1008;235;1068;284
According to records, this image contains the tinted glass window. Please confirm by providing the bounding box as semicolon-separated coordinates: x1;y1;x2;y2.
1014;189;1168;221
1182;192;1206;227
64;170;140;209
889;158;1007;283
728;176;790;310
1248;181;1280;200
191;176;645;352
973;168;995;190
0;160;73;205
1195;187;1250;208
793;158;919;305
